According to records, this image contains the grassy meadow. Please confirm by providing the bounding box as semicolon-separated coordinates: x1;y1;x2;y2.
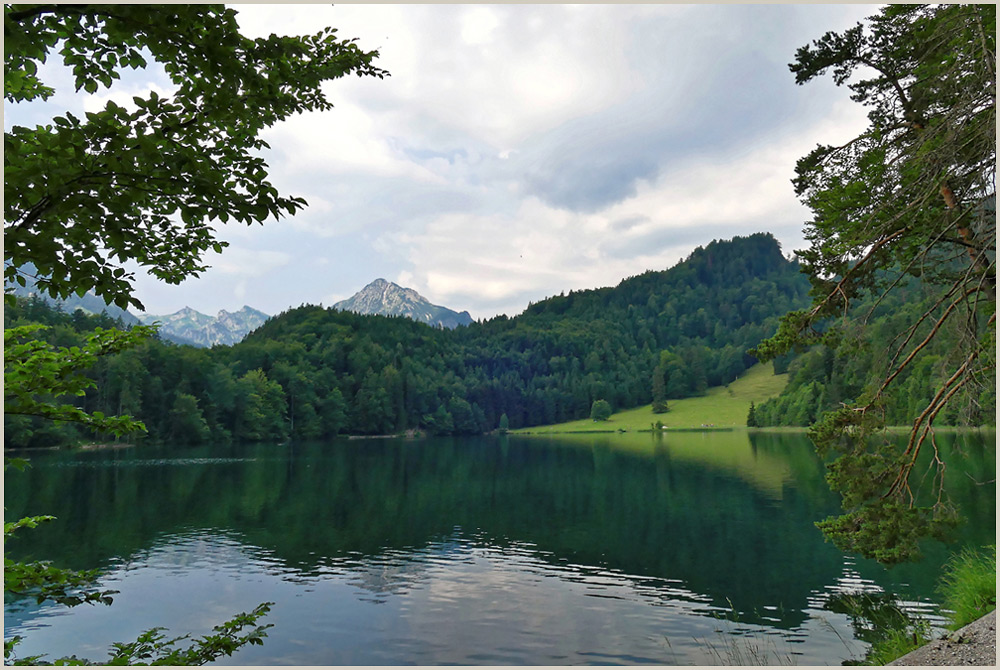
513;361;790;434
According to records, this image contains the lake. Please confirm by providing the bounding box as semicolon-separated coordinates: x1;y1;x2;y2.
4;430;995;665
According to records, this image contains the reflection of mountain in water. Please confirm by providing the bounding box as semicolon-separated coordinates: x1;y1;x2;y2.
5;432;994;632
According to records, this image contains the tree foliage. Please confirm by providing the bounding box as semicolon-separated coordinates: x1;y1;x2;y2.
4;322;155;435
590;399;612;422
498;412;510;434
754;4;996;564
4;3;387;311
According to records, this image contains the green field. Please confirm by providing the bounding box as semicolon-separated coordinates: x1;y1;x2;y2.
513;361;789;433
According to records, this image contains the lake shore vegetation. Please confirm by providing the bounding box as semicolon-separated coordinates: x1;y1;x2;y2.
859;543;996;665
8;229;991;453
939;544;997;630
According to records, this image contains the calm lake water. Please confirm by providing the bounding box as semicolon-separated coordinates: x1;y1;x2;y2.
4;431;995;665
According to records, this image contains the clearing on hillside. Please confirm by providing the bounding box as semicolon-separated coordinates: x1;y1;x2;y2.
514;361;788;433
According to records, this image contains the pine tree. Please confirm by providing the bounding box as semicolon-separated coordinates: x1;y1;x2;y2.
755;4;995;564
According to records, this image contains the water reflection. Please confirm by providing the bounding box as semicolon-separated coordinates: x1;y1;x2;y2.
2;529;861;665
4;430;994;665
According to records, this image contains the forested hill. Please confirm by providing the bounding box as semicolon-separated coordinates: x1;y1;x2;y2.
449;232;809;423
4;233;810;447
219;233;808;435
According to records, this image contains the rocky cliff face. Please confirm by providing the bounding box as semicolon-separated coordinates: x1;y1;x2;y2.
139;305;269;347
334;278;473;329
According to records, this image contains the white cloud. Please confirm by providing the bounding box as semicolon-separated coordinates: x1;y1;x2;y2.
460;6;500;46
384;199;606;318
233;279;247;304
261;103;446;183
205;247;292;278
246;4;643;150
604;100;867;231
388;96;870;320
82;80;176;115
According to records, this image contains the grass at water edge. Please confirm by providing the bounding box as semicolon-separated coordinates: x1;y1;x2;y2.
938;545;997;630
861;545;996;665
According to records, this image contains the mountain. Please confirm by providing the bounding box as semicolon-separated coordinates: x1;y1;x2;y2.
138;305;269;347
4;262;141;326
334;278;473;329
4;262;267;348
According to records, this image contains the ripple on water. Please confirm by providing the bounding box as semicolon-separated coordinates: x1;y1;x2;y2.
0;529;937;665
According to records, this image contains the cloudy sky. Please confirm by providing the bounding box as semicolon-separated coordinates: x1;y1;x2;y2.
8;3;876;320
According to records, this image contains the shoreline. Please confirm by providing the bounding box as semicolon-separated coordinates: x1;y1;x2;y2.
889;610;996;666
513;425;995;437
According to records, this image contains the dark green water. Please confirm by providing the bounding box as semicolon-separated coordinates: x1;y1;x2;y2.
4;431;995;665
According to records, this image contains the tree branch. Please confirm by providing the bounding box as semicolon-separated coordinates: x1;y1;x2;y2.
4;4;59;24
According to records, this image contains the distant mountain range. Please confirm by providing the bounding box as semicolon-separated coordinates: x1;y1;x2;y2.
7;264;467;341
138;306;269;347
5;262;142;326
334;278;473;329
5;262;268;347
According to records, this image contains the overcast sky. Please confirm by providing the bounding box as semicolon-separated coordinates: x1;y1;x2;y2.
8;3;876;320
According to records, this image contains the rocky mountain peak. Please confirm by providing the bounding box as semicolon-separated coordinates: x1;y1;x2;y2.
139;305;269;347
334;279;473;329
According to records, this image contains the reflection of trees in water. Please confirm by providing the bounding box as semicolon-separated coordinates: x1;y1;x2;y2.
823;587;947;654
4;433;993;629
340;542;464;603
